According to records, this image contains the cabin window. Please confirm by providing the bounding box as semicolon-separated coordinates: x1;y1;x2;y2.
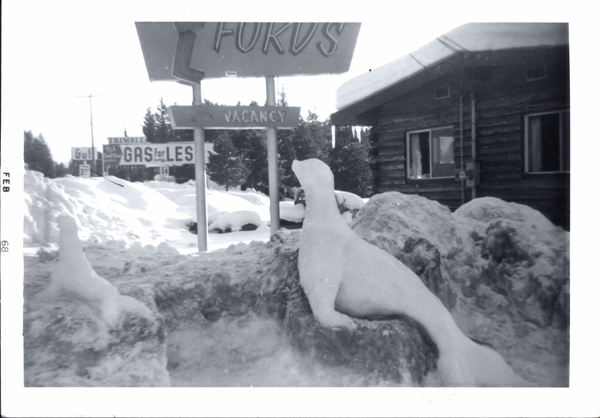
526;65;547;81
407;127;455;179
525;111;570;173
435;86;450;99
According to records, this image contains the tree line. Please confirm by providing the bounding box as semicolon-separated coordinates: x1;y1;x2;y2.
24;95;374;197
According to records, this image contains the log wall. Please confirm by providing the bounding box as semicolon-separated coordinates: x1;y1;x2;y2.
367;47;570;227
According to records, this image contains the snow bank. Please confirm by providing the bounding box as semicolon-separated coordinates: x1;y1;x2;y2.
23;171;275;251
22;178;569;387
23;170;367;253
23;171;191;248
351;191;569;385
208;210;263;233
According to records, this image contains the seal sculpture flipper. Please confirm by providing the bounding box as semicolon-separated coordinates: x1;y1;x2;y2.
292;158;529;387
48;214;153;328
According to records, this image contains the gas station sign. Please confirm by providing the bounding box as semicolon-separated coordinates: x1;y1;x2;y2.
103;143;194;167
71;147;98;161
107;136;146;144
168;105;301;129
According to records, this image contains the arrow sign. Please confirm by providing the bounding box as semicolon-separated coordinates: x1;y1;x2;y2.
168;105;301;129
136;22;361;81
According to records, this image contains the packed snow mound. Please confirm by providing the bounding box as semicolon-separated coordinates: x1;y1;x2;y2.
228;190;271;207
23;171;275;251
280;201;305;223
454;197;559;231
144;179;196;190
23;170;190;248
352;192;462;257
206;190;270;221
352;192;569;331
151;184;271;222
336;191;365;211
208;210;264;233
23;185;569;387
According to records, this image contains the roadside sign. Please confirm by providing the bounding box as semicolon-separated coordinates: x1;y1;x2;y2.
135;21;361;251
159;165;169;176
71;147;98;161
168;105;301;130
136;22;361;81
107;136;146;144
103;142;195;167
79;164;91;178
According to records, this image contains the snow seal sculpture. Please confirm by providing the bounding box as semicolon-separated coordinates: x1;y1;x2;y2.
292;158;529;386
43;214;154;329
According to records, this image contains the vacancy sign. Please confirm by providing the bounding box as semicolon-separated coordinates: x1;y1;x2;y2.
136;22;361;80
168;105;301;130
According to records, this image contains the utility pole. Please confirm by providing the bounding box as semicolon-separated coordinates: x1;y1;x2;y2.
76;94;102;175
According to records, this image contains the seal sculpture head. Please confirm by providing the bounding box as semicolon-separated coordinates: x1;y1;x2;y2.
292;159;335;193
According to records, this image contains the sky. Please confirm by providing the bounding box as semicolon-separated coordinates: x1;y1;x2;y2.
3;1;594;165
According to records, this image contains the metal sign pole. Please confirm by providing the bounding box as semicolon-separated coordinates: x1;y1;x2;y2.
265;76;280;234
193;83;209;251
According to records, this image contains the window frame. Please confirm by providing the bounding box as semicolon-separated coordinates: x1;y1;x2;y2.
435;86;450;100
406;125;455;180
526;65;547;81
524;110;570;174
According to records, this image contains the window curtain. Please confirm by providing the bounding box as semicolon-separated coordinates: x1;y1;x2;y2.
408;133;422;178
528;116;543;172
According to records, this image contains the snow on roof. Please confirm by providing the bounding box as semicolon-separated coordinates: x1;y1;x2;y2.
334;23;569;113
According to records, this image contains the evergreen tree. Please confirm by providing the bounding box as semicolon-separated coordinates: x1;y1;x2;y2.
24;131;55;178
142;98;172;143
328;126;373;197
140;98;196;182
154;98;172;143
54;162;68;178
141;107;157;142
278;111;333;193
230;129;269;193
206;133;249;191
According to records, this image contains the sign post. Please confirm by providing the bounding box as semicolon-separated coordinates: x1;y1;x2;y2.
192;83;209;252
136;22;361;251
265;76;280;234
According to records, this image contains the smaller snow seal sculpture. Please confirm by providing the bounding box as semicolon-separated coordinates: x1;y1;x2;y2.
42;214;154;328
292;158;529;386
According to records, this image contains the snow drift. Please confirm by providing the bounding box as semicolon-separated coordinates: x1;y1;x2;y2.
22;170;569;387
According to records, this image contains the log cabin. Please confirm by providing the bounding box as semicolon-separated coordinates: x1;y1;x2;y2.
331;23;570;228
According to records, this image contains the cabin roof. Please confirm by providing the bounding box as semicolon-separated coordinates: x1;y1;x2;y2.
332;23;568;125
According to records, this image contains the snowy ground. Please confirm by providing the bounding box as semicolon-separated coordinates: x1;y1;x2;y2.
20;170;571;395
23;171;364;254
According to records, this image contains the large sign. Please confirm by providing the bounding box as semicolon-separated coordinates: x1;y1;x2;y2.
71;147;99;161
107;136;146;144
136;22;361;81
103;143;194;167
168;105;301;129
